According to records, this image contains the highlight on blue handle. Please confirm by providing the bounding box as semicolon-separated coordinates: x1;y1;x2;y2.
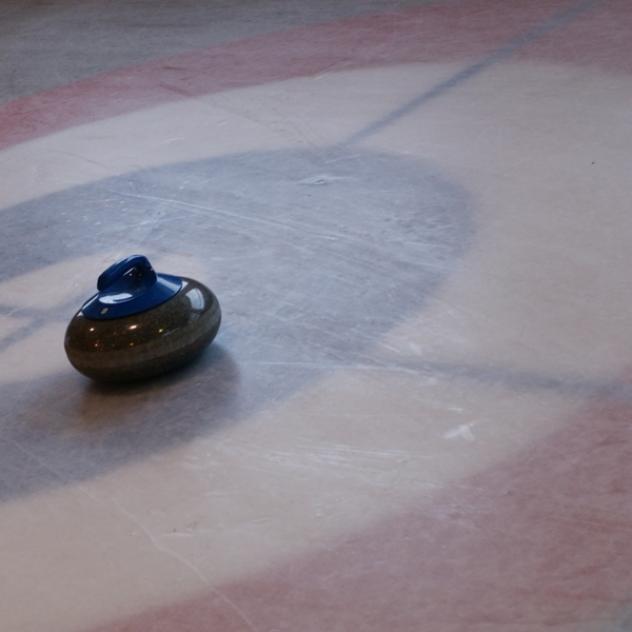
81;254;183;320
97;254;157;291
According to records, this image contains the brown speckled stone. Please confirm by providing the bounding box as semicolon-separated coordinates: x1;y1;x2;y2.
65;278;221;382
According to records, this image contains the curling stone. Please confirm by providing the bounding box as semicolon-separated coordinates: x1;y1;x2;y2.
65;255;221;382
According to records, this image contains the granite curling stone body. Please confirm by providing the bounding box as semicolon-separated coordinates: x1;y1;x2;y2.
65;255;221;381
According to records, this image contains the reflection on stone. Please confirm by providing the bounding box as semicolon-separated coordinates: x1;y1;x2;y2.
65;279;221;382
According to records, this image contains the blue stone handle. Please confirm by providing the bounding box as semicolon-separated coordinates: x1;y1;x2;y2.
97;255;157;291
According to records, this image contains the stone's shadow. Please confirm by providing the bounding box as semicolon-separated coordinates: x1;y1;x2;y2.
0;344;240;501
76;343;239;428
0;146;473;501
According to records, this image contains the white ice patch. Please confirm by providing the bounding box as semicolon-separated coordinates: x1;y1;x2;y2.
299;174;349;185
443;423;476;442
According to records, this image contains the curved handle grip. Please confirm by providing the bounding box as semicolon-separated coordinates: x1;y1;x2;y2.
97;255;157;291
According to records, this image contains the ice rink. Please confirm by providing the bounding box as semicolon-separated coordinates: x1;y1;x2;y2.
1;1;632;630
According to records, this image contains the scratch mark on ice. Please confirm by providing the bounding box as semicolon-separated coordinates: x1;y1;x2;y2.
444;423;476;442
112;499;259;632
